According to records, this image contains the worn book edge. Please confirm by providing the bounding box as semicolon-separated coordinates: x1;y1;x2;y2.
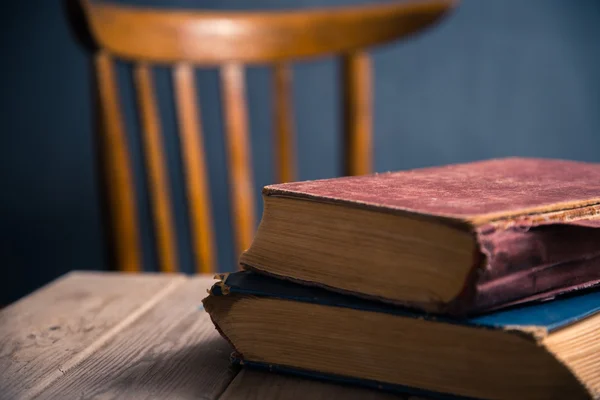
263;187;600;227
208;271;600;334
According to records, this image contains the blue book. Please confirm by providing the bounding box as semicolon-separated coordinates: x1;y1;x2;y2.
203;271;600;400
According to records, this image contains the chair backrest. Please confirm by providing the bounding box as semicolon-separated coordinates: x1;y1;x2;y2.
80;0;454;274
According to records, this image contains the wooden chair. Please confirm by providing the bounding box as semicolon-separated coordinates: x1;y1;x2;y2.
78;0;455;274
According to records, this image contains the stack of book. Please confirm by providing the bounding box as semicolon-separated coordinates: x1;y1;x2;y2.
203;157;600;400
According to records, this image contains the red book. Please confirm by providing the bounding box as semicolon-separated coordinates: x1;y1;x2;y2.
240;157;600;315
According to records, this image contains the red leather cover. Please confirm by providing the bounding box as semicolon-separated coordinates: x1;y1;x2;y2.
265;157;600;223
262;157;600;314
461;222;600;314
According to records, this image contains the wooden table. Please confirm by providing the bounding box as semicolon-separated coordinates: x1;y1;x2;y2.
0;272;414;399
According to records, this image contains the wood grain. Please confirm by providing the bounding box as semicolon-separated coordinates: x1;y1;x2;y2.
38;276;235;400
273;63;296;183
96;52;142;272
81;0;455;64
0;272;184;399
221;63;256;262
173;63;217;274
134;63;179;273
220;369;412;400
342;51;372;176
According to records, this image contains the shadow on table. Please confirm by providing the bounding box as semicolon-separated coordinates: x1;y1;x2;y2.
220;366;411;400
110;336;415;399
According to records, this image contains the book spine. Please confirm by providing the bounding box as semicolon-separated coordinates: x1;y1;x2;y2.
457;223;600;314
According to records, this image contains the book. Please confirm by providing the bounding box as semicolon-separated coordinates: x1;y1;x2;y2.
203;271;600;400
240;157;600;315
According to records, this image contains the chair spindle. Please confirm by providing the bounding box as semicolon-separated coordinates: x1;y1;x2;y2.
273;63;296;183
220;63;256;263
96;52;142;273
173;63;216;274
342;51;372;176
133;64;179;273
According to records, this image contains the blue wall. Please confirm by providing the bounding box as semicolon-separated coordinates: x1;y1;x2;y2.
1;0;599;304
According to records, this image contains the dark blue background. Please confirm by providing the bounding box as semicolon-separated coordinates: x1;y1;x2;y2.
1;0;599;304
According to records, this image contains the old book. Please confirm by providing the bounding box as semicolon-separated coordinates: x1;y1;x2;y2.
204;271;600;400
240;157;600;315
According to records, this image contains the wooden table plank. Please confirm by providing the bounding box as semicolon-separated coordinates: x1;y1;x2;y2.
38;275;236;400
0;271;184;400
220;369;418;400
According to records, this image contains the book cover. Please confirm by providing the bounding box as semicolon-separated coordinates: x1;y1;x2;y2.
263;158;600;224
211;271;600;332
242;157;600;314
